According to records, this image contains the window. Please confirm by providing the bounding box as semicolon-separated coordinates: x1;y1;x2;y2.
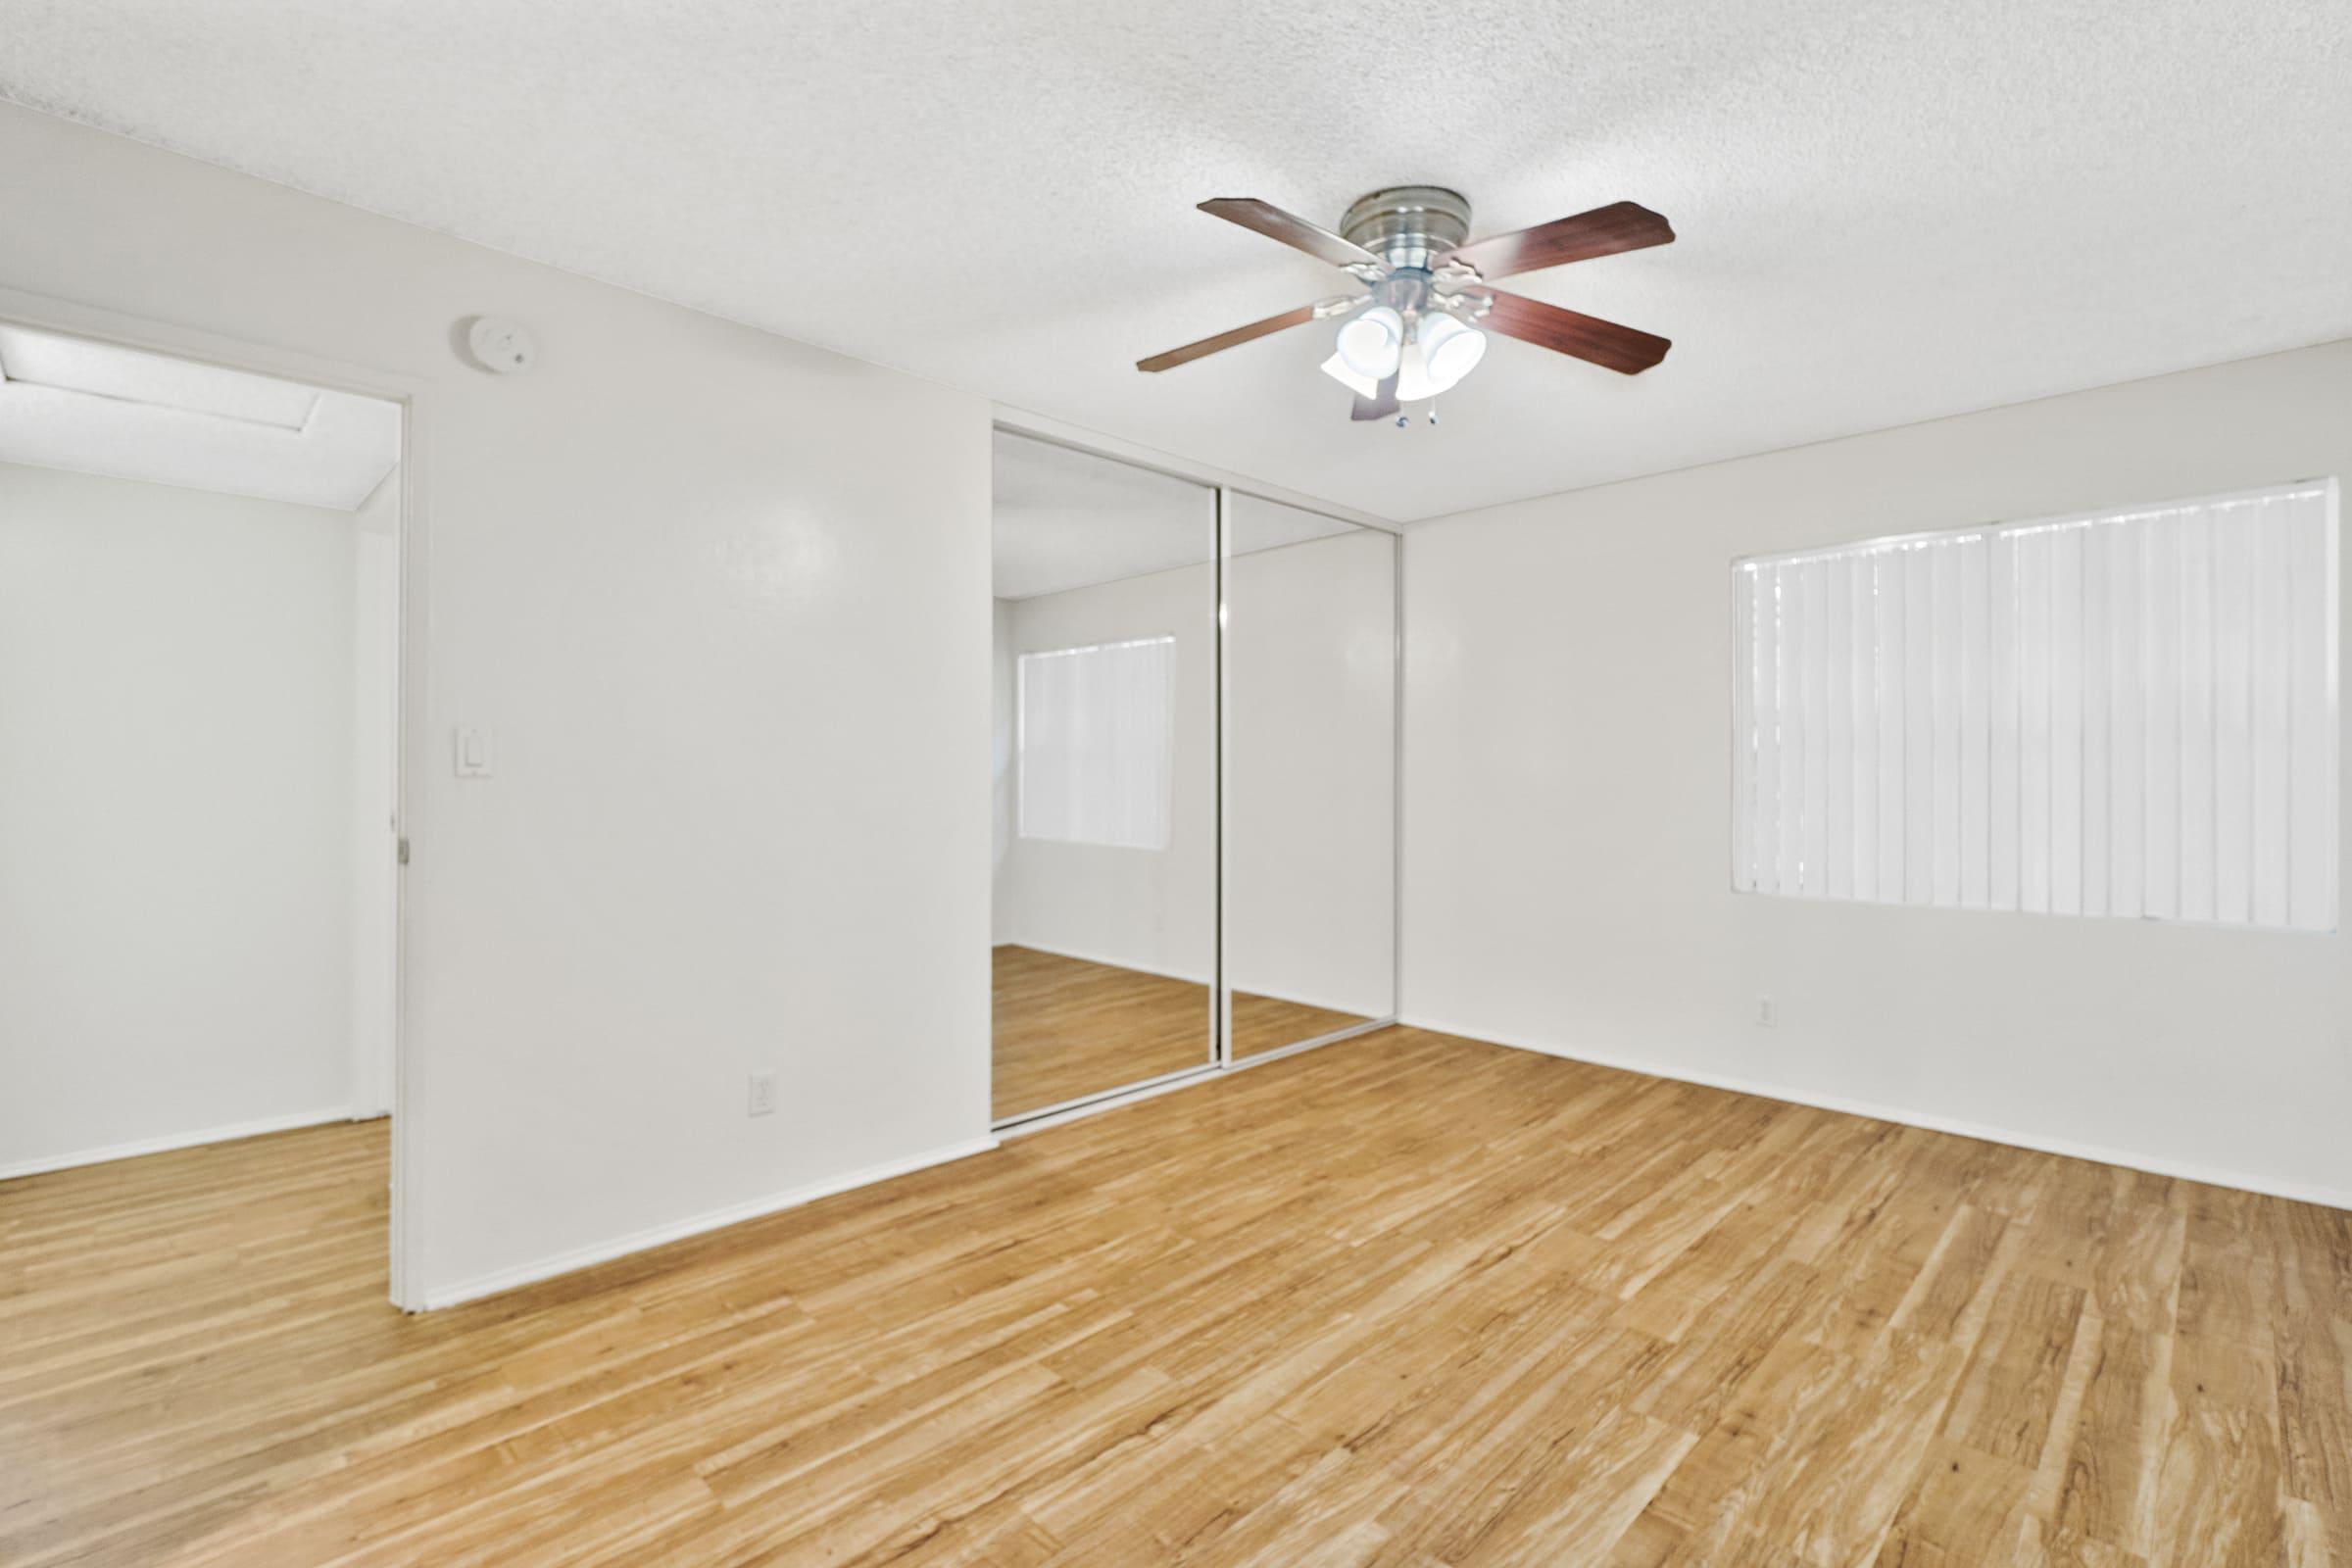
1733;480;2337;931
1017;635;1177;850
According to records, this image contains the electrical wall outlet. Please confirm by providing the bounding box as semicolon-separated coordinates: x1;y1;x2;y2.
1756;996;1778;1029
747;1070;778;1117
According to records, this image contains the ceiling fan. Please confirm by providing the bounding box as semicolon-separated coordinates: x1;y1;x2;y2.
1136;185;1673;423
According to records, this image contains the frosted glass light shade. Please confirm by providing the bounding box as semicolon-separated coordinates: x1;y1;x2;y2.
1393;339;1437;404
1335;307;1403;378
1418;314;1488;391
1319;353;1381;398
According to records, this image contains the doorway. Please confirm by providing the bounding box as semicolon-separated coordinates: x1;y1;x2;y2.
0;314;412;1301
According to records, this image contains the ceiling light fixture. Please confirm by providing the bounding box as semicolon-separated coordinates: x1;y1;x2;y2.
1333;305;1402;379
1393;335;1438;405
1416;312;1488;391
1323;306;1490;405
1140;185;1676;426
1317;352;1381;400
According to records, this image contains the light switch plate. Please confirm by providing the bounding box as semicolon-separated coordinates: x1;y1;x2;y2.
454;726;494;778
748;1071;778;1117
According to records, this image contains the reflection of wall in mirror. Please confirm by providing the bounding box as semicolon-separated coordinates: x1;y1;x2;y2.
991;599;1016;938
1224;529;1396;1020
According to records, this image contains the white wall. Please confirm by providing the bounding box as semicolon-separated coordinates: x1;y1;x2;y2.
995;564;1217;981
1405;338;2352;1208
349;469;401;1119
0;461;359;1172
0;102;993;1302
991;598;1015;939
1225;528;1396;1016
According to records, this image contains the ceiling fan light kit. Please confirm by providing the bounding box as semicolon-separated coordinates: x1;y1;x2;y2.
1334;306;1404;378
1138;184;1674;425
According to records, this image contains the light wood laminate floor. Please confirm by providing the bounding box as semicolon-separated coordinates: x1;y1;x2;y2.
5;1026;2347;1566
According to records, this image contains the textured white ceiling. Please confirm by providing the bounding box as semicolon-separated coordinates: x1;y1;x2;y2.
4;1;2349;522
0;323;401;510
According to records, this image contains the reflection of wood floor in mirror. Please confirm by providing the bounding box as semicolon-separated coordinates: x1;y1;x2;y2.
992;945;1208;1119
10;1026;2343;1565
993;947;1380;1117
1230;992;1375;1059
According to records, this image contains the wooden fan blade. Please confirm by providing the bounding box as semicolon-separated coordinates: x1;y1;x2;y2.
1136;303;1322;372
1445;201;1674;279
1351;373;1400;421
1200;198;1380;270
1479;290;1671;375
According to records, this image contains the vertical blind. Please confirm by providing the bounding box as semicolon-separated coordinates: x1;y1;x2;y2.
1018;635;1177;850
1732;481;2338;931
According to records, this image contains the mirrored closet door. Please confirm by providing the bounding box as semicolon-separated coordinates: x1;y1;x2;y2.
1221;497;1399;1057
990;431;1217;1120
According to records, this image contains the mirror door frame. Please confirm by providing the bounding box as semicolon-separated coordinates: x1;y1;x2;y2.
988;415;1403;1136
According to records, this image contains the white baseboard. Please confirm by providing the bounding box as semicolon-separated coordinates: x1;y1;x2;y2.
0;1104;357;1183
418;1135;1003;1310
1399;1014;2352;1215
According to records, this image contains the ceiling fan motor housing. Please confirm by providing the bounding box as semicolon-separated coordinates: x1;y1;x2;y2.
1341;186;1473;273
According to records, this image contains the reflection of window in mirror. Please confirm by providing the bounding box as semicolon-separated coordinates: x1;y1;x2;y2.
1016;635;1176;851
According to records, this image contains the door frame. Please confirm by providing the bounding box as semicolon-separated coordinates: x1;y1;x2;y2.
0;284;434;1310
